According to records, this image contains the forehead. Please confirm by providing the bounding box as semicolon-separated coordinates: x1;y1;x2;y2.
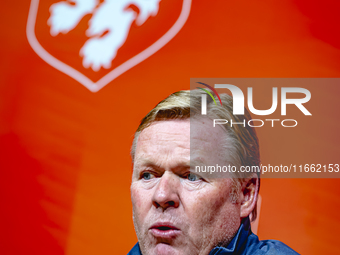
134;118;229;167
139;119;190;142
135;120;190;163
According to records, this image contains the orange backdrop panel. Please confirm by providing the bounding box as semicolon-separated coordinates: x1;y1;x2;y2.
0;0;340;254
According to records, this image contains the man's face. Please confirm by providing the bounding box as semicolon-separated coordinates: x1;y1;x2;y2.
131;119;242;255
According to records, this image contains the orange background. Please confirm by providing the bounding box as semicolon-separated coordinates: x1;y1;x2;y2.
1;0;340;254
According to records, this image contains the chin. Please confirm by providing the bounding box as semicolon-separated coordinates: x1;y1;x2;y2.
142;243;185;255
155;243;180;254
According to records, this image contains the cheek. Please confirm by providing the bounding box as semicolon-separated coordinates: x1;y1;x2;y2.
131;186;142;208
187;190;241;246
185;187;237;227
183;190;219;224
131;186;146;233
131;185;152;219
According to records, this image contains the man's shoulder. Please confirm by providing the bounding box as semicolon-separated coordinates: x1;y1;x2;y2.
127;242;142;255
245;234;300;255
210;237;299;255
236;218;299;255
209;223;300;255
128;238;299;255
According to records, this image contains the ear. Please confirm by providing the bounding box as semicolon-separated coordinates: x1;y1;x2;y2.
240;174;259;219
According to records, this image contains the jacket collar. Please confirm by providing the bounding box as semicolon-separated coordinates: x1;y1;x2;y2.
209;217;252;255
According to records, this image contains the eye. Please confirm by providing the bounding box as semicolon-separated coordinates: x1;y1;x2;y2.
187;172;199;182
141;172;154;180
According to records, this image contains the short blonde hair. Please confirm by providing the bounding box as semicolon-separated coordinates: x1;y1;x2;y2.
131;89;260;220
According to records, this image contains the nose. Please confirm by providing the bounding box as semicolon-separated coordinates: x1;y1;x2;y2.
152;171;180;210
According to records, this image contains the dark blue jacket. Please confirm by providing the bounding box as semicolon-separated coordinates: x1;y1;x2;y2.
127;217;299;255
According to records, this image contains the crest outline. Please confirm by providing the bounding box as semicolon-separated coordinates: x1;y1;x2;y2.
27;0;191;92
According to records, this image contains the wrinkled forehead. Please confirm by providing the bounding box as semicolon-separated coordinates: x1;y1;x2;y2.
135;117;227;147
134;118;230;167
137;119;190;144
134;120;191;163
138;119;190;141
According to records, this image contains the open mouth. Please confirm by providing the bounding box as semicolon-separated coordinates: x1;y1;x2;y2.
157;226;174;231
150;223;181;238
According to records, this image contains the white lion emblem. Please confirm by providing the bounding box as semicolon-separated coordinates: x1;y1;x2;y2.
48;0;161;71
